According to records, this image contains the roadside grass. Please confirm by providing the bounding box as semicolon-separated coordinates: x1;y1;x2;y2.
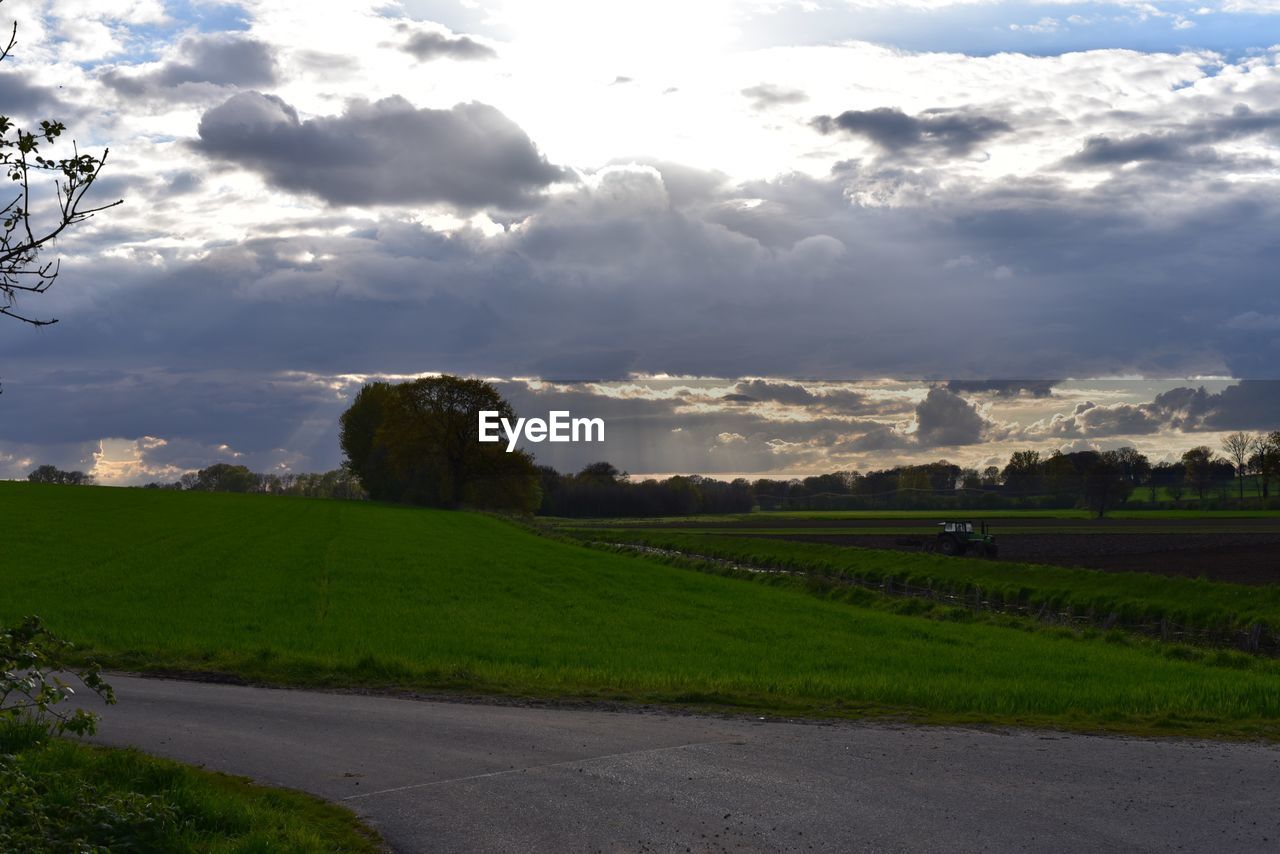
5;482;1280;738
1;723;379;852
567;529;1280;633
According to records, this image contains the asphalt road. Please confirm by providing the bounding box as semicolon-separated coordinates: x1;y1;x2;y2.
77;675;1280;853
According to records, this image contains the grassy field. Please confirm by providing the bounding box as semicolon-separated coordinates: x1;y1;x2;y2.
1;721;378;852
558;525;1280;535
555;508;1280;524
5;482;1280;737
566;529;1280;631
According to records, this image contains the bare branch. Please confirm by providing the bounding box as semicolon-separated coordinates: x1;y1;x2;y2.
0;303;57;325
0;21;15;66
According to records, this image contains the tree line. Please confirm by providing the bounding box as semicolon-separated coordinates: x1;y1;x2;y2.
138;463;366;500
21;375;1280;518
752;432;1279;516
536;462;754;517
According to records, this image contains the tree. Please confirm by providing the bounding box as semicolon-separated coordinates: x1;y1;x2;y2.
1082;450;1133;518
1153;461;1186;503
896;466;931;494
1001;450;1042;495
1042;451;1080;498
1147;458;1184;504
0;1;121;326
26;464;92;485
1220;432;1258;503
187;463;259;493
1114;446;1151;487
1181;446;1216;501
1247;431;1279;500
578;461;623;484
340;375;539;512
337;381;399;500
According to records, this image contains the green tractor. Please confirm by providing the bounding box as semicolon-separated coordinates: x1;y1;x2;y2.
933;521;998;558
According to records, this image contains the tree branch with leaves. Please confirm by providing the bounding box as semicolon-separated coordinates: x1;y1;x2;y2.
2;615;114;738
0;3;122;327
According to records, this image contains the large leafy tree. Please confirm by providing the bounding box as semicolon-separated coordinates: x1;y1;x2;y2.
340;375;539;512
0;2;120;326
1082;450;1133;518
1001;449;1042;495
1181;445;1216;500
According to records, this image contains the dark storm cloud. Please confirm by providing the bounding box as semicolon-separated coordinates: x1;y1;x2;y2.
731;380;872;413
742;84;807;110
10;160;1280;387
102;34;279;99
810;107;1011;157
195;92;565;210
1025;381;1280;440
913;388;988;446
0;366;351;472
1147;381;1280;430
1062;106;1280;169
836;423;912;453
4;147;1280;479
1064;133;1204;167
733;379;818;405
947;380;1057;398
1071;402;1162;437
0;72;62;114
396;25;496;61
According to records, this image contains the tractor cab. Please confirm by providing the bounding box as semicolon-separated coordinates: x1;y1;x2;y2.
934;520;998;558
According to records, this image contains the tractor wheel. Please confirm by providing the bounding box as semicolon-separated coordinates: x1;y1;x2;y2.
987;544;999;559
938;536;959;556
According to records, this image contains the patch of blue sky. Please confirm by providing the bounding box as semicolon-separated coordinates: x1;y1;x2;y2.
69;1;250;70
386;0;502;36
735;1;1280;58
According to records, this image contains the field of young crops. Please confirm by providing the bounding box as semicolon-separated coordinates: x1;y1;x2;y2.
6;482;1280;737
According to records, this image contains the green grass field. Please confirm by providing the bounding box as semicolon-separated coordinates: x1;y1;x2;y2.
558;524;1279;535
1;722;379;852
5;482;1280;737
554;508;1280;525
566;529;1280;632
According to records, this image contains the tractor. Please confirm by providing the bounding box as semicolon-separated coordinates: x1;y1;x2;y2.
933;521;998;558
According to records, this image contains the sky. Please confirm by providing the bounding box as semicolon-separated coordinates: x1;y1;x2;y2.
0;0;1278;482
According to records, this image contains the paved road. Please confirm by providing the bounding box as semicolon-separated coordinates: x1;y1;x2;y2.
79;675;1280;853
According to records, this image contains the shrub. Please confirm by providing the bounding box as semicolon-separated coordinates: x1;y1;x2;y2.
2;615;115;739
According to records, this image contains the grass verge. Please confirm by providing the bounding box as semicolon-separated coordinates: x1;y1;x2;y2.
1;721;379;852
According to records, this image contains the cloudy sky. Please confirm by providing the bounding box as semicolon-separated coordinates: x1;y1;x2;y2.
0;0;1278;482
